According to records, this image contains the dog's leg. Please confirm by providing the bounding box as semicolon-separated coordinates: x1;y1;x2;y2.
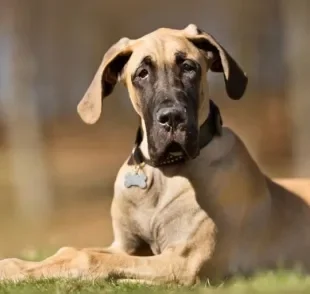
0;246;200;285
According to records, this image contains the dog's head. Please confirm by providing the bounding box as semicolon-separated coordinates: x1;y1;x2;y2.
78;24;248;164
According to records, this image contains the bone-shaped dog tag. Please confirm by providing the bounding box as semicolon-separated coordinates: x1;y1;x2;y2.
124;172;147;189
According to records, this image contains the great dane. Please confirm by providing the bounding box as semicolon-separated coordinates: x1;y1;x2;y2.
1;24;310;285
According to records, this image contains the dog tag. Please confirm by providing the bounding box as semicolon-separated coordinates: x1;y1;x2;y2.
124;171;147;189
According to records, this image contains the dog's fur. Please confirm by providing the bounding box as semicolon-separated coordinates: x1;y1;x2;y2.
1;24;310;285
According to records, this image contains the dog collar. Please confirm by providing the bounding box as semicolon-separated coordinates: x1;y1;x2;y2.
128;100;223;167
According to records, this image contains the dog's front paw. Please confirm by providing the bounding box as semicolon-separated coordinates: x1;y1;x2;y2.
0;258;27;282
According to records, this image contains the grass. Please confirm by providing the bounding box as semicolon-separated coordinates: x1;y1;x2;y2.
1;251;310;293
1;271;310;294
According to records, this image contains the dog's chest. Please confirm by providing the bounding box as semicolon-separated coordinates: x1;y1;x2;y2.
116;163;204;254
127;188;202;254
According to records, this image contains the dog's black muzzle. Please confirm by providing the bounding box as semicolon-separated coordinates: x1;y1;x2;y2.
129;100;223;167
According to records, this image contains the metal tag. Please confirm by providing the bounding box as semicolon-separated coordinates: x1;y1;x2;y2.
124;172;147;189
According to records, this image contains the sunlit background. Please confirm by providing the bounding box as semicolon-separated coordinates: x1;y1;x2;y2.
0;0;309;257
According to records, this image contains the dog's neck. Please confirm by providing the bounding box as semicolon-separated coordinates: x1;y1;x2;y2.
128;100;223;167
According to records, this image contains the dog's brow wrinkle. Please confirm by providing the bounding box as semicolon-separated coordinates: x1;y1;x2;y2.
175;51;187;61
143;56;153;65
139;55;153;67
171;85;187;95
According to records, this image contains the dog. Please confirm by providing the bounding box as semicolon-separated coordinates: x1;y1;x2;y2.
1;24;310;285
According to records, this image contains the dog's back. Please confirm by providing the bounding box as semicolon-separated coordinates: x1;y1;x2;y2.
275;178;310;203
264;178;310;269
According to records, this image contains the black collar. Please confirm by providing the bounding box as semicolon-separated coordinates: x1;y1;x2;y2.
128;100;223;167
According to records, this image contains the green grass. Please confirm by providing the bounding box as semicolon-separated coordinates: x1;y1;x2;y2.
1;272;310;294
1;251;309;293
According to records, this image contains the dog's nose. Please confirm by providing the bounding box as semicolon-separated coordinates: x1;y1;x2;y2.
156;107;186;129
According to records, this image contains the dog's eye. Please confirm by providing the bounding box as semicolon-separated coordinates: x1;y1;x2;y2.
136;68;149;79
181;60;196;73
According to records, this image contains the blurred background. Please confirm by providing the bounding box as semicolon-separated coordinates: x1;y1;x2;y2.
0;0;309;257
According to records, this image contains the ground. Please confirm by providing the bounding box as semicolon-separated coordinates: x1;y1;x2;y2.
1;272;310;294
1;252;310;293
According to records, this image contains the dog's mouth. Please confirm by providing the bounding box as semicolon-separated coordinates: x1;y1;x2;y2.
165;142;185;157
156;140;197;163
146;120;200;163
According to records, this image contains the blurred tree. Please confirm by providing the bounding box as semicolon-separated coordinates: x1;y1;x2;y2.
0;1;53;226
281;0;310;177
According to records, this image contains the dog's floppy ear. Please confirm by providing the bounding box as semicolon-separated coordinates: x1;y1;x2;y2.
77;37;133;124
183;24;248;100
